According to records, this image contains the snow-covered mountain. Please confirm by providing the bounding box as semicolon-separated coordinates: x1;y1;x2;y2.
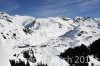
0;12;100;66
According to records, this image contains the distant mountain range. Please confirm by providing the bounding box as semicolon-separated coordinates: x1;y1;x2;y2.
0;12;100;66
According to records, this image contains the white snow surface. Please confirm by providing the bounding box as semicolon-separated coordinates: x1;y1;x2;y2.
0;12;100;66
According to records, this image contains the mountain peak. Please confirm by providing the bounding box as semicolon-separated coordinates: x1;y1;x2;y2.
0;12;12;22
0;12;100;66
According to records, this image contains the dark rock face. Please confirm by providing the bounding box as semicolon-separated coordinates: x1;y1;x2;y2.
2;35;6;39
23;28;33;34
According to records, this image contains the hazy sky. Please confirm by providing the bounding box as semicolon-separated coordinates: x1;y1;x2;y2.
0;0;100;18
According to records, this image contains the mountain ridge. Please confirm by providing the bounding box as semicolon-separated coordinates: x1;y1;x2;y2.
0;12;100;66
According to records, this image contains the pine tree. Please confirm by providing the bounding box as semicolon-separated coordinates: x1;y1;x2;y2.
37;63;47;66
26;60;30;66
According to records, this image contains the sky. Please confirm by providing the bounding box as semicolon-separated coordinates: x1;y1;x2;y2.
0;0;100;18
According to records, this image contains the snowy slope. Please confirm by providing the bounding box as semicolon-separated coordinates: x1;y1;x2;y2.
0;39;11;66
0;12;100;66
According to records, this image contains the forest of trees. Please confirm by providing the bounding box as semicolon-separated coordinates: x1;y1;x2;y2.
10;38;100;66
10;60;30;66
60;38;100;66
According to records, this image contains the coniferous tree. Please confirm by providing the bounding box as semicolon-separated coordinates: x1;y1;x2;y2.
37;63;48;66
26;60;30;66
